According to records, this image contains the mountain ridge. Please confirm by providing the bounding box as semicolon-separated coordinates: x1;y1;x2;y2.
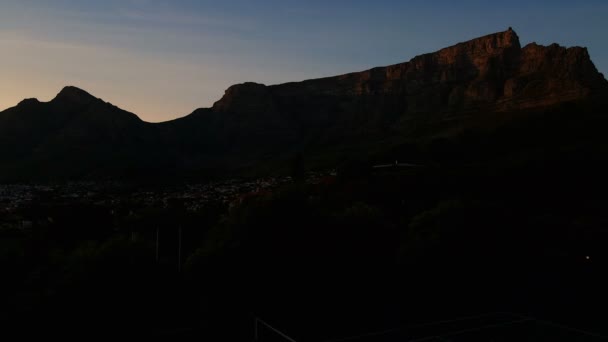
7;28;603;124
1;28;607;181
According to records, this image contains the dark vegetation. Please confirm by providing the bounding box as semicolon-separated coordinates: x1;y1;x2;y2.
2;102;608;340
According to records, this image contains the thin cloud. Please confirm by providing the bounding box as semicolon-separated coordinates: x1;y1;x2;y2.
114;7;257;32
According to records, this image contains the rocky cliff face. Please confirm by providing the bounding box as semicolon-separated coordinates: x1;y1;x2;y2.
197;28;606;157
215;28;605;116
1;28;607;180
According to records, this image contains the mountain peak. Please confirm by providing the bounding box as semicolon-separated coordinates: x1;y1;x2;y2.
476;27;520;49
212;82;269;113
433;27;521;61
17;98;40;106
53;86;98;105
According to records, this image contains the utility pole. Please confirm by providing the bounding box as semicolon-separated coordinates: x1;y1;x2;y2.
155;226;160;262
178;225;182;272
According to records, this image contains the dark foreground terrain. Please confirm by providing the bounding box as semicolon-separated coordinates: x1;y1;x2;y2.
1;28;608;340
1;154;607;340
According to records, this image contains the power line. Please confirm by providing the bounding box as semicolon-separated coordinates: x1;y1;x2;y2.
321;312;512;342
254;317;298;342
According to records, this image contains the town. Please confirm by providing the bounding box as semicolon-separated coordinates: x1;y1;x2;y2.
0;171;336;232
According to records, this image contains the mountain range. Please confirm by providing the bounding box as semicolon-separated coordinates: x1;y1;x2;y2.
1;28;607;181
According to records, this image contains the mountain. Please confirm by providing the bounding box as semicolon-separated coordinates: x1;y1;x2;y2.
0;87;162;179
1;28;607;181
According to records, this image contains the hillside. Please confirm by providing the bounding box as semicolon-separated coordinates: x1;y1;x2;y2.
1;28;606;181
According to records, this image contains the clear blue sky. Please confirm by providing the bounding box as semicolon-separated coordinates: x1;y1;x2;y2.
1;0;606;122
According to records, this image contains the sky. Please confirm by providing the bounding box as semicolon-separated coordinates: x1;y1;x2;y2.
1;1;607;122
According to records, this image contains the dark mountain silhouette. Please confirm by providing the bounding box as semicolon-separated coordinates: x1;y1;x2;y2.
1;28;607;181
0;87;162;179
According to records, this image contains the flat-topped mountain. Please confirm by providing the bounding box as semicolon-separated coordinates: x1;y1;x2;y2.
1;28;607;181
212;28;604;119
